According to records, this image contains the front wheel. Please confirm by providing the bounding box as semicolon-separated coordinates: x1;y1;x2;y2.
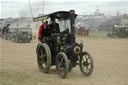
79;51;94;76
56;52;69;78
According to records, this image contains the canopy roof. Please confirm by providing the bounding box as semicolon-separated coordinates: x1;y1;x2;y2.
33;11;77;22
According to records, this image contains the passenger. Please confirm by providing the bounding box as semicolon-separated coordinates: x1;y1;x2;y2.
2;24;10;34
38;21;50;40
50;18;60;33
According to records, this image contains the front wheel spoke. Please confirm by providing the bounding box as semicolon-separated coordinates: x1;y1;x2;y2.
82;59;85;64
81;62;85;67
86;66;90;72
88;62;91;65
81;61;85;67
86;67;88;73
82;64;86;70
85;56;89;61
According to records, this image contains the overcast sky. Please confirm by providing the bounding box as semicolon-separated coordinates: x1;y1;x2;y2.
0;0;128;18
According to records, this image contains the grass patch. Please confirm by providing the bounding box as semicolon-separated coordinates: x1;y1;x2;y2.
76;32;109;39
87;32;108;38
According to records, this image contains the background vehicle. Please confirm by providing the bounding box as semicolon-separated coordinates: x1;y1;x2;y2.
76;26;89;37
108;25;128;38
35;10;94;78
7;27;32;43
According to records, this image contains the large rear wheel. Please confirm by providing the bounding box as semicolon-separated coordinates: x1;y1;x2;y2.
56;52;69;78
37;43;51;73
79;51;94;76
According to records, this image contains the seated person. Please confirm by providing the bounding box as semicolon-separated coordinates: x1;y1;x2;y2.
49;18;60;33
38;21;50;41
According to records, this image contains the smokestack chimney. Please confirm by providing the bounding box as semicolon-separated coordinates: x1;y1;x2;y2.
70;10;76;43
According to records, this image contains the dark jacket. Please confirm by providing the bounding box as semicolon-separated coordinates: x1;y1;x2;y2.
50;23;60;33
38;24;51;40
41;26;51;39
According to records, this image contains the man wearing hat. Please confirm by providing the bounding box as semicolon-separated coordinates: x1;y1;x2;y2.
50;18;60;33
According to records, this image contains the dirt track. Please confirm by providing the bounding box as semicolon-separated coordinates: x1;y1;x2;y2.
0;38;128;85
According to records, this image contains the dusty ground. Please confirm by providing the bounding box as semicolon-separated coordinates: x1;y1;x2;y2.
0;37;128;85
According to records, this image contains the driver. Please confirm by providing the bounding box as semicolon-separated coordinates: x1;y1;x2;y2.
50;18;60;33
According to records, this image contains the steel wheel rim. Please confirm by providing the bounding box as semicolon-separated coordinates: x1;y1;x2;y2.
81;54;91;74
38;46;47;70
80;52;94;76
